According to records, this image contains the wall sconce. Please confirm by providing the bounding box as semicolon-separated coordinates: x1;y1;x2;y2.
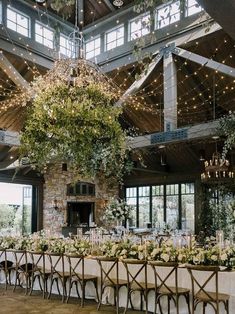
160;154;167;166
54;199;59;210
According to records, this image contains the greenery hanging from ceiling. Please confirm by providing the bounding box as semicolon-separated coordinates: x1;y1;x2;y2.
218;112;235;158
20;59;132;183
50;0;75;18
50;0;75;11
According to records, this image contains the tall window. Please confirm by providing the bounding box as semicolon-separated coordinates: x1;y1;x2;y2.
152;185;164;227
7;7;30;37
0;183;32;235
126;183;195;232
105;25;124;51
181;183;195;231
35;22;54;49
155;1;180;29
60;34;75;58
129;13;150;40
186;0;202;16
166;184;180;229
126;187;137;228
85;37;101;59
138;186;150;228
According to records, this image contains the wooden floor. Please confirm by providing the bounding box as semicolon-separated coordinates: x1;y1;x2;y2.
0;285;111;314
0;285;144;314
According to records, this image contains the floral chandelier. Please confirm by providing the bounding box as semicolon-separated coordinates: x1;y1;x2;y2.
20;58;132;182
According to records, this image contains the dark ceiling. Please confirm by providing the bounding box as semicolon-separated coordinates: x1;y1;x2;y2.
35;0;134;27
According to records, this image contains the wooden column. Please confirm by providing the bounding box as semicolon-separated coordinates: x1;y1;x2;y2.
163;52;177;131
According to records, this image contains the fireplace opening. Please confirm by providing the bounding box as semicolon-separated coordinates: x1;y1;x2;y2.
67;202;94;227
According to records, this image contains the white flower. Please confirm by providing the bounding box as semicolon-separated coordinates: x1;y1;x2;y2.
151;248;160;256
138;252;144;260
211;255;218;261
161;253;170;262
193;255;202;264
120;249;127;256
178;254;183;262
221;253;228;261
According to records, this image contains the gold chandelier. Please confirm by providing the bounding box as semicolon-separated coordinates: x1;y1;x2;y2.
201;151;234;181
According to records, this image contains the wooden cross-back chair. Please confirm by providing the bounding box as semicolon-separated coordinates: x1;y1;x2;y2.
122;259;155;314
0;249;14;289
65;254;99;307
27;251;51;298
6;249;33;294
149;261;190;314
46;253;70;302
96;256;127;314
187;265;230;314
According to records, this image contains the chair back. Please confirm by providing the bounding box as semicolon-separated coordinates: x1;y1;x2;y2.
148;261;178;295
28;251;45;275
6;249;28;271
96;256;119;286
122;259;147;291
64;254;84;281
186;264;220;312
46;252;65;277
0;249;6;268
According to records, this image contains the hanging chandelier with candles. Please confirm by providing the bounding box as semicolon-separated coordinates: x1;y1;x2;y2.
201;151;234;181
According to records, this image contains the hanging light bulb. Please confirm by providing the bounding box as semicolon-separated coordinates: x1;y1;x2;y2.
113;0;124;8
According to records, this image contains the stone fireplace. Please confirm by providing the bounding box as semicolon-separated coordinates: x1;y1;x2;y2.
43;163;118;233
67;201;94;227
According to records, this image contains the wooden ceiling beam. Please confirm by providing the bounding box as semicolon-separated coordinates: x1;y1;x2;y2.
130;120;219;149
0;52;30;90
77;0;84;28
115;54;162;107
103;0;115;12
173;47;235;78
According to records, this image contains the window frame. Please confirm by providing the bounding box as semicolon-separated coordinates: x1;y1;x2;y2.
185;0;202;17
105;24;124;51
59;33;75;58
6;5;31;38
35;20;54;49
85;36;101;60
155;0;181;30
125;182;195;231
129;12;151;41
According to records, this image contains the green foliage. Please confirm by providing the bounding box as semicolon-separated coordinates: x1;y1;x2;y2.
20;81;132;182
218;112;235;158
50;0;75;12
199;184;235;238
0;204;17;230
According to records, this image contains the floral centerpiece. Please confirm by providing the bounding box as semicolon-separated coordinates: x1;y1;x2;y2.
102;198;133;225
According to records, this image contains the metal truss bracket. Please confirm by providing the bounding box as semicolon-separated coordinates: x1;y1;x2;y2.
159;43;179;58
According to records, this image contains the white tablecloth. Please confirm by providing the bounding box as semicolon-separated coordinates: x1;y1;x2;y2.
1;252;234;313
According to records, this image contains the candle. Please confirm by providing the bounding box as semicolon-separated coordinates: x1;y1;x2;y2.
186;235;192;250
216;230;224;258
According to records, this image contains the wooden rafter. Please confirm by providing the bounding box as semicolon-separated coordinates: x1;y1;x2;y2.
103;0;115;12
115;54;162;107
173;47;235;78
0;52;30;90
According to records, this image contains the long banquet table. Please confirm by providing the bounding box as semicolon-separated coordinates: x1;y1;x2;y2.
0;254;234;313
